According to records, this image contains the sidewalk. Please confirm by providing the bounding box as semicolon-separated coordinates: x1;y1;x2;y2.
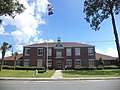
51;70;63;79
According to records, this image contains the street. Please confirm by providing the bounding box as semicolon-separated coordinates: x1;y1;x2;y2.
0;79;120;90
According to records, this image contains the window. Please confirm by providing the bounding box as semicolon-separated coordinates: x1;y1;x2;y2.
66;59;72;67
48;48;52;56
75;48;80;56
25;48;30;56
56;50;62;57
47;59;52;67
24;59;30;66
66;48;71;56
88;47;94;56
37;48;43;56
37;59;42;66
4;61;9;65
75;59;81;66
89;59;94;66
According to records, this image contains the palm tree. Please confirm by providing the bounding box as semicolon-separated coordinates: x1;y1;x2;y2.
0;42;12;71
14;52;18;70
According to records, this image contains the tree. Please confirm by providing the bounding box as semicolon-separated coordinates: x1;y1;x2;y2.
0;0;25;23
13;52;18;70
83;0;120;64
0;42;12;71
98;57;105;66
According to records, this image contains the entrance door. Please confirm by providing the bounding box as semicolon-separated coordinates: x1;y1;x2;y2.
56;60;62;69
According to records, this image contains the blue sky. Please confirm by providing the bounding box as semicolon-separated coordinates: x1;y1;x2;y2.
0;0;120;57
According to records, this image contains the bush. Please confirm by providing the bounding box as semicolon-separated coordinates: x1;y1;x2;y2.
38;70;46;73
3;66;45;70
74;66;96;70
3;66;14;70
104;65;120;69
96;66;104;70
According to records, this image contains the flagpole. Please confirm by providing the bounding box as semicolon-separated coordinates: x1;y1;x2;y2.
46;5;49;71
46;3;53;71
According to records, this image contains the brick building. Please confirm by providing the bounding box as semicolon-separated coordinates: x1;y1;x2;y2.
23;38;95;69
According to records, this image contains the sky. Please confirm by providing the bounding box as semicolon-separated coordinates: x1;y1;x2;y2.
0;0;120;58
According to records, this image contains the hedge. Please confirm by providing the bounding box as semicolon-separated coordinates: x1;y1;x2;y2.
74;65;120;70
74;66;97;70
104;65;120;69
3;66;45;70
38;70;46;73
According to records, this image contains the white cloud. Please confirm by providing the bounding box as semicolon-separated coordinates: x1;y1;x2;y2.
0;25;9;35
1;0;50;51
46;39;54;43
30;38;54;45
0;25;4;34
96;47;118;57
0;51;13;59
15;45;24;52
5;51;12;57
39;38;54;43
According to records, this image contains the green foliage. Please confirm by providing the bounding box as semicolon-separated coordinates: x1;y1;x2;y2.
83;0;120;64
0;42;12;71
62;69;120;78
74;65;120;70
98;57;104;66
83;0;120;30
74;66;97;70
3;66;45;70
96;66;104;70
0;0;25;23
104;65;120;69
0;70;55;78
38;70;46;73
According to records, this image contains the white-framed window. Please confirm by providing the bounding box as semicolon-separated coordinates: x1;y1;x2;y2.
4;61;9;65
89;59;94;66
56;50;62;57
88;47;94;56
66;59;72;67
75;59;81;66
75;48;80;56
37;59;42;66
48;48;52;56
37;48;43;56
48;59;52;67
25;48;30;56
24;59;30;66
66;48;71;56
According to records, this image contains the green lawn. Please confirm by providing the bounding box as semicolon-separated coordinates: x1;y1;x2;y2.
0;70;55;78
62;69;120;78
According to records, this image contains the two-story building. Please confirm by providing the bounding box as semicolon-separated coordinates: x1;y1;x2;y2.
23;38;95;69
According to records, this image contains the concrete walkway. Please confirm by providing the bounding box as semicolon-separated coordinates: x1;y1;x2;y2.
51;70;63;79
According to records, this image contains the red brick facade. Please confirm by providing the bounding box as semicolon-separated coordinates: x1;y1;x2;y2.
23;39;95;69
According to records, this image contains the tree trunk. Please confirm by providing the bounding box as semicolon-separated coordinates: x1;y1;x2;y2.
110;9;120;65
0;52;5;71
14;59;16;70
0;58;4;71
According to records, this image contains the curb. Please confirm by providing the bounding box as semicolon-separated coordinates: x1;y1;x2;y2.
0;77;120;81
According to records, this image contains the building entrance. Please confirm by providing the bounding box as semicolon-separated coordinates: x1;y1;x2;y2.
56;60;62;69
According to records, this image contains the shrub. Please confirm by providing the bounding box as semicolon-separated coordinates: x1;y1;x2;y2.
3;66;14;70
96;66;104;70
74;66;96;70
3;66;45;70
38;70;46;73
104;65;120;69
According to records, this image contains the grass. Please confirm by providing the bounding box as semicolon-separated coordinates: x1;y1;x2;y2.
62;69;120;78
0;70;55;78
